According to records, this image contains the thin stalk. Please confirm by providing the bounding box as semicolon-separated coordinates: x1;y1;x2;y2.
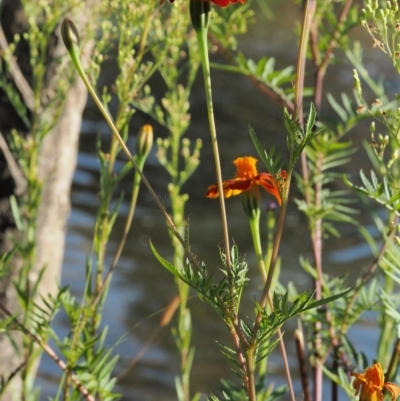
294;2;324;401
245;346;257;401
311;157;323;401
295;327;311;401
248;210;295;401
169;176;193;401
248;212;266;282
264;207;276;268
255;173;292;318
268;294;295;401
195;28;232;276
313;0;354;110
192;23;249;385
294;0;315;124
309;2;355;400
296;0;314;248
92;156;146;308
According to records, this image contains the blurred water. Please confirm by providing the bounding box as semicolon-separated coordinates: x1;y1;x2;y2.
37;1;396;400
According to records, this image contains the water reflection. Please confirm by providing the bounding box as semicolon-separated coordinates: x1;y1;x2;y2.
37;1;391;399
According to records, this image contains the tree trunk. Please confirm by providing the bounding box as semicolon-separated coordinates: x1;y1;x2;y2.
0;0;96;398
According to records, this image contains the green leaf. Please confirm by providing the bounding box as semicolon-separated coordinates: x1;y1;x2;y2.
300;288;352;313
305;103;317;138
150;241;183;280
249;126;284;174
327;93;348;122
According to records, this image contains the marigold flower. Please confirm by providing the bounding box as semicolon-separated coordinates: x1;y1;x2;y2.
351;362;400;401
210;0;245;6
206;156;286;205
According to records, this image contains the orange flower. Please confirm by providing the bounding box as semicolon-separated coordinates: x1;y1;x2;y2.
351;363;400;401
210;0;245;6
206;156;285;205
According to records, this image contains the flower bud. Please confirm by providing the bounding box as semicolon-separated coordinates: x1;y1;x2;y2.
190;0;211;32
241;186;260;219
61;18;80;51
136;124;153;159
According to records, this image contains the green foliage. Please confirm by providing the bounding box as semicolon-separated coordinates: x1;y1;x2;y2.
254;289;351;347
296;133;357;236
361;0;400;73
151;242;249;320
250;127;284;176
284;103;323;167
346;170;400;214
238;55;295;102
0;244;17;278
211;380;287;401
4;0;400;401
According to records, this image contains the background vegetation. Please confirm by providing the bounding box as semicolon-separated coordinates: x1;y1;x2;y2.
1;0;400;401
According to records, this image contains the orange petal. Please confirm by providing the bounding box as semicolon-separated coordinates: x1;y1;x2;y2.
206;178;253;199
350;373;367;397
384;382;400;401
257;173;281;205
222;178;253;197
211;0;245;6
206;184;219;198
364;363;385;387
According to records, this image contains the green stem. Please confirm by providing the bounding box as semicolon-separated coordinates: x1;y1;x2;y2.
257;177;291;313
245;347;257;401
294;0;316;123
196;28;232;276
248;208;295;400
248;213;266;282
195;26;253;397
295;2;322;400
92;156;146;308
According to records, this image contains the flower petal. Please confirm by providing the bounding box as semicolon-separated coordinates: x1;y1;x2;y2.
206;178;253;198
233;156;258;179
350;363;393;401
365;363;385;388
384;382;400;401
206;184;220;198
211;0;245;6
351;374;365;396
256;173;282;205
211;0;230;5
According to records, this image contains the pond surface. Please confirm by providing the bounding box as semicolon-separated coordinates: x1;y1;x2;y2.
38;1;395;400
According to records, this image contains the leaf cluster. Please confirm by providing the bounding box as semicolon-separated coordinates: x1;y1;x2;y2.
237;55;295;102
49;291;121;401
253;289;350;355
346;170;400;215
151;243;249;321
